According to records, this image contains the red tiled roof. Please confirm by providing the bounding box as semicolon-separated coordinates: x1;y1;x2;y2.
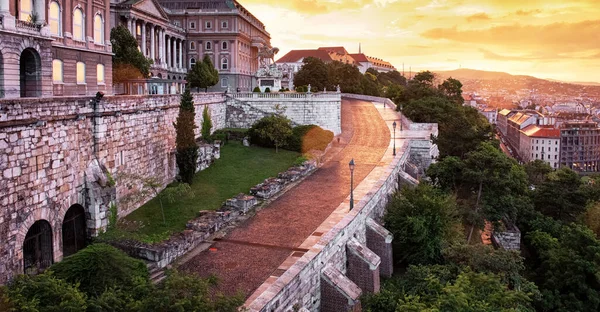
521;125;560;138
498;109;512;116
276;49;333;63
348;53;369;62
366;56;395;69
318;46;349;55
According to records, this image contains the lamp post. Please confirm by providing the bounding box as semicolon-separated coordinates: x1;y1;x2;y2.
392;121;397;156
349;159;355;210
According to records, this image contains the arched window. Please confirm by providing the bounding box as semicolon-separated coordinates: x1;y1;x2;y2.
52;59;63;83
97;64;105;84
221;58;228;70
190;41;196;50
19;0;32;21
206;41;211;50
73;8;84;41
49;1;61;36
76;62;85;84
222;41;228;50
94;14;104;44
190;58;196;69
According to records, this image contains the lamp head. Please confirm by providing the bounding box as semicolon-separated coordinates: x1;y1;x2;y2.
393;121;397;129
349;159;355;171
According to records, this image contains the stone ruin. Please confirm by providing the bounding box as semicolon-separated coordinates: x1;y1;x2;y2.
492;219;521;250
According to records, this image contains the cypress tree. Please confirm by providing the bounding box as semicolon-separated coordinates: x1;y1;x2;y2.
201;105;212;141
174;88;198;184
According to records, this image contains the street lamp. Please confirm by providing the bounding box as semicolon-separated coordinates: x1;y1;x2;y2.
349;159;355;210
392;121;397;156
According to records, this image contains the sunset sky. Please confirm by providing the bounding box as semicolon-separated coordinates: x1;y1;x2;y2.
241;0;600;83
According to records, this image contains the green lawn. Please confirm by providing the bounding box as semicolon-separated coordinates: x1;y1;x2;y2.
111;142;299;243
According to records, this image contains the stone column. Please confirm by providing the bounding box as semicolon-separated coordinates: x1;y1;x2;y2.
141;21;146;57
34;0;46;24
166;36;171;68
159;29;164;67
0;0;9;12
150;25;155;61
178;40;183;69
127;18;133;36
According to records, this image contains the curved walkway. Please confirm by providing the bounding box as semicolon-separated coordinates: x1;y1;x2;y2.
179;99;390;297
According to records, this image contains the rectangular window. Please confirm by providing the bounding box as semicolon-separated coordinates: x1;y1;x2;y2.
221;78;228;87
222;21;228;28
19;0;32;21
77;62;86;84
206;21;212;29
190;22;195;29
52;60;63;83
97;64;105;84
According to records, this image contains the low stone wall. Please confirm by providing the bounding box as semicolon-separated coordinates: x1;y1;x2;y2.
225;93;342;135
196;142;221;172
108;161;317;269
492;221;521;251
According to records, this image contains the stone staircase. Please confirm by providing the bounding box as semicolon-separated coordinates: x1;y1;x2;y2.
147;262;166;284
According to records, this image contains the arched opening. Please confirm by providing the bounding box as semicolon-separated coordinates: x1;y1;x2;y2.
61;204;87;258
23;220;54;274
157;73;162;79
19;48;42;97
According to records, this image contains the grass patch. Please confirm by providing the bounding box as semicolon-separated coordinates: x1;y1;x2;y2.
105;142;299;243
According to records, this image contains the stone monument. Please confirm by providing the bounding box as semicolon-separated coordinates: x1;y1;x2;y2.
256;45;283;92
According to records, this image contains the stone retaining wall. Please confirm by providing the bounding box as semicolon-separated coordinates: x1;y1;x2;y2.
225;93;342;135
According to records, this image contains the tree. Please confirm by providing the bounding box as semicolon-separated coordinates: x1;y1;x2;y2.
360;73;380;96
1;272;88;311
533;168;587;222
524;160;553;186
326;61;362;93
111;25;152;84
438;77;464;105
187;55;218;92
49;244;149;297
384;184;460;265
293;57;329;91
174;88;199;184
201;106;212;141
254;115;293;153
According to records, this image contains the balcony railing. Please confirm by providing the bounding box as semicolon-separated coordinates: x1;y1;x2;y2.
16;19;41;31
228;92;341;99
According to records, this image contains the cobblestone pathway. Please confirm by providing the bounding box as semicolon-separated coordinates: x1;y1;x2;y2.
179;99;390;297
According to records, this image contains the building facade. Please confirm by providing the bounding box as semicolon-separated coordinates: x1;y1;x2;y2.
560;121;600;172
0;0;113;98
519;125;561;168
157;0;271;92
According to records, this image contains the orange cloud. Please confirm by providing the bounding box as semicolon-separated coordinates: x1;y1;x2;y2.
466;13;491;22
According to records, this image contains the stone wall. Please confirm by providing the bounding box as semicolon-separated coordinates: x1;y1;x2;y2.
0;92;226;282
245;99;437;311
225;93;342;135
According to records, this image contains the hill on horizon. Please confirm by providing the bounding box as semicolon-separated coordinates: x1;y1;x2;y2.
434;68;600;87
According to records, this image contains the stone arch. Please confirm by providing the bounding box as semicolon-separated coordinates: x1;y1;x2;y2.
19;48;42;97
157;73;162;79
22;220;54;274
61;204;87;257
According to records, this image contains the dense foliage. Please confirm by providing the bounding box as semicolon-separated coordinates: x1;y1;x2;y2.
50;244;148;297
174;88;198;184
187;55;219;92
248;117;333;154
111;25;152;83
286;125;334;153
1;245;243;312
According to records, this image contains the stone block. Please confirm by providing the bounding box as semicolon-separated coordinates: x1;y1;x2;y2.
346;237;381;294
320;265;361;312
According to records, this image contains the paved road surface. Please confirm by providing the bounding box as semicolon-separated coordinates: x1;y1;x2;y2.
179;99;390;297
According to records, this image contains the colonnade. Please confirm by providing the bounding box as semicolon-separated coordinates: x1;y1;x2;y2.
125;16;186;71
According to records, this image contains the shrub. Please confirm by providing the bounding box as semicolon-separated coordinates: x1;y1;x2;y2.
265;87;271;93
174;88;198;185
49;244;149;297
252;86;261;93
248;115;293;152
2;272;88;311
295;86;307;92
211;128;248;143
286;125;334;153
139;270;243;312
201;106;212;142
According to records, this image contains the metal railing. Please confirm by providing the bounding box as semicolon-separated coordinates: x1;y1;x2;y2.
16;19;41;31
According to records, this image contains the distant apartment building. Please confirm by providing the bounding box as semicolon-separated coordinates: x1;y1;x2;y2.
505;110;554;154
275;46;396;89
519;125;561;168
560;121;600;172
480;108;497;125
497;109;515;136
